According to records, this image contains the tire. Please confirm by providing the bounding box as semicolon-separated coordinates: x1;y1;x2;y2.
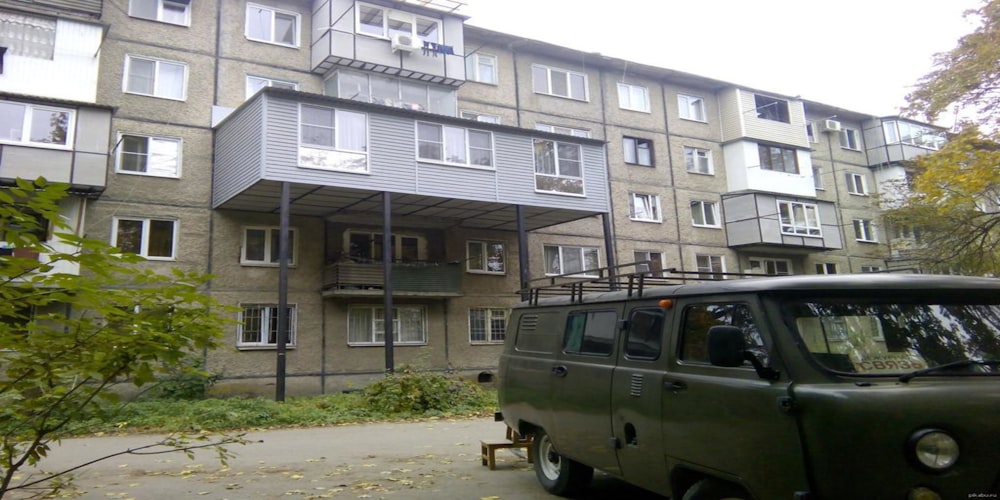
532;429;594;497
681;478;750;500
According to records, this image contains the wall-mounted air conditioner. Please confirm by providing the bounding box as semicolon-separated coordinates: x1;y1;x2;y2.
823;119;842;132
391;34;420;53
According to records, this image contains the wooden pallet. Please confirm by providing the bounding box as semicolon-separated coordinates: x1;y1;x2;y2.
480;427;533;469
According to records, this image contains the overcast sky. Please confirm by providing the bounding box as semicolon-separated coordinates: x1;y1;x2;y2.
461;0;984;124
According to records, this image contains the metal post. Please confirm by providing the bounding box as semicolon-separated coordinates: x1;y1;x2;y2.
275;181;290;401
382;192;394;374
602;213;617;290
516;205;530;301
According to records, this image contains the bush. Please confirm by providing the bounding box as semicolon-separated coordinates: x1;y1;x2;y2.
363;366;493;416
145;362;222;400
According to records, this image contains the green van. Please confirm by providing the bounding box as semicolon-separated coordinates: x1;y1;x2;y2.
497;272;1000;499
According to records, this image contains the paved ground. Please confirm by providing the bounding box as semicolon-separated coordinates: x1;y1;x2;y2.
9;418;665;499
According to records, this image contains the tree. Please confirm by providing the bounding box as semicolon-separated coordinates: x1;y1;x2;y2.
884;0;1000;275
0;178;239;498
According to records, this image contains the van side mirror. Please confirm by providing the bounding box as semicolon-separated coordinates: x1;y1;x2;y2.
708;325;746;367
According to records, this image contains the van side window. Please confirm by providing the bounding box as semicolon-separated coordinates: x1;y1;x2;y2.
564;310;618;356
514;312;562;354
625;308;664;360
679;303;767;365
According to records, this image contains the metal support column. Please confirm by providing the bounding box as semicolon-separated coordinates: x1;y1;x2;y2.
275;182;290;401
382;192;394;374
602;213;617;289
516;205;530;301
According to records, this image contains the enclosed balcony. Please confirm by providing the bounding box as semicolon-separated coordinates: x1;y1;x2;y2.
723;192;843;252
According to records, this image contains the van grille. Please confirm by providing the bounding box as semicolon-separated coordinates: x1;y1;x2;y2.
630;374;643;397
519;314;539;331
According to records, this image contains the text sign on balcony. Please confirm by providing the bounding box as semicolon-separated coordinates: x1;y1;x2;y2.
421;41;455;57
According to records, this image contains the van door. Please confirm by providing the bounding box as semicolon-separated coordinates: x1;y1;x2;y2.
546;306;624;475
661;299;807;497
611;305;671;495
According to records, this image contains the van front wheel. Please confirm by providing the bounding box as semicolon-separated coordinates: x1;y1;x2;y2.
532;429;593;496
681;478;749;500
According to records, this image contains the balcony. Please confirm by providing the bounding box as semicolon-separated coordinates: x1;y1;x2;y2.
723;192;843;252
322;261;463;297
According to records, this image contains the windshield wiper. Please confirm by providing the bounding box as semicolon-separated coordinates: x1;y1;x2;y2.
899;360;1000;383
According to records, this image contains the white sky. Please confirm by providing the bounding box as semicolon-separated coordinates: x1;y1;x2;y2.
460;0;984;123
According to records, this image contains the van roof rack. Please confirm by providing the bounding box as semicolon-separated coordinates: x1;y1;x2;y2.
518;261;773;305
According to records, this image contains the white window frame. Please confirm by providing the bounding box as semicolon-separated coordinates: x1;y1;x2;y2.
813;166;824;190
533;139;584;196
860;265;881;273
544;244;600;277
696;254;726;280
777;200;822;237
347;306;427;346
806;122;818;143
466;240;506;274
460;110;500;124
617;82;650;112
469;308;507;344
678;94;706;122
531;64;588;101
883;120;945;150
237;304;296;348
465;53;498;84
684;146;713;174
128;0;191;26
535;123;590;138
629;193;662;223
355;2;441;45
417;122;494;168
839;128;861;150
690;200;720;228
634;250;664;277
298;104;369;173
111;216;177;260
845;172;868;196
0;101;75;149
246;75;299;100
241;226;297;266
245;3;300;47
115;133;182;178
123;55;188;101
815;263;838;274
854;219;878;243
623;136;654;166
749;257;792;275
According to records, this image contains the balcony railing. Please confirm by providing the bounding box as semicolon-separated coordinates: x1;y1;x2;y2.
323;261;462;296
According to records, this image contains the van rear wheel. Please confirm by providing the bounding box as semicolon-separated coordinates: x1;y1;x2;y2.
532;429;593;496
681;478;749;500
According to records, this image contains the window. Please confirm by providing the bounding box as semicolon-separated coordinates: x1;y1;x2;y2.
883;120;945;150
417;122;493;167
246;75;298;99
0;13;55;59
460;110;500;124
680;303;766;364
860;265;881;273
242;227;296;266
634;251;663;277
629;193;661;222
623;137;653;166
690;200;720;228
617;83;649;112
544;245;599;276
696;254;725;280
815;263;837;274
777;200;821;236
531;64;588;101
534;139;583;195
128;0;190;26
625;308;664;360
116;134;181;177
845;173;867;195
466;240;505;274
754;94;790;123
813;166;824;190
564;310;617;356
466;53;497;84
0;102;73;148
246;3;299;47
112;217;176;260
327;69;456;115
748;258;791;275
299;104;368;172
758;144;798;174
893;224;922;243
348;306;427;345
355;3;440;45
469;308;507;343
238;304;295;348
124;55;187;100
684;146;713;174
853;219;877;242
536;123;590;138
347;232;421;262
678;94;706;122
839;128;860;150
806;122;817;143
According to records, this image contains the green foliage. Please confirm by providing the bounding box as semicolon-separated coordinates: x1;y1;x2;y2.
0;178;233;497
363;366;495;416
144;360;222;401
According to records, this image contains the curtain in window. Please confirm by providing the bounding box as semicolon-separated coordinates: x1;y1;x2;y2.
534;140;556;174
158;62;185;100
126;58;156;95
0;13;56;59
398;308;424;343
632;195;654;219
444;126;466;163
337;110;366;152
348;308;373;343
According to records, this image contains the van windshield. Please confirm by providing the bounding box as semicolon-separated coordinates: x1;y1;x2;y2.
781;296;1000;376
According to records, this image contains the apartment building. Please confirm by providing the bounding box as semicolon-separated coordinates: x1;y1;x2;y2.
0;0;947;395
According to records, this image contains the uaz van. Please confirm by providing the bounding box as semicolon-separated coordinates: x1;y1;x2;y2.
497;271;1000;499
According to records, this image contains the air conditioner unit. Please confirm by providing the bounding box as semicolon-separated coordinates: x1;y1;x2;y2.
391;34;420;53
822;119;842;132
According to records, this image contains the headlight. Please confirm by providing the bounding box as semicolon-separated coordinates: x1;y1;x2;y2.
910;429;959;471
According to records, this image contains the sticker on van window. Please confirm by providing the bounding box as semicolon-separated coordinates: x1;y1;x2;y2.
851;352;927;373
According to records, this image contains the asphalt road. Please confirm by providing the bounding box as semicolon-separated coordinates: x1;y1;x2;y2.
9;418;665;500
